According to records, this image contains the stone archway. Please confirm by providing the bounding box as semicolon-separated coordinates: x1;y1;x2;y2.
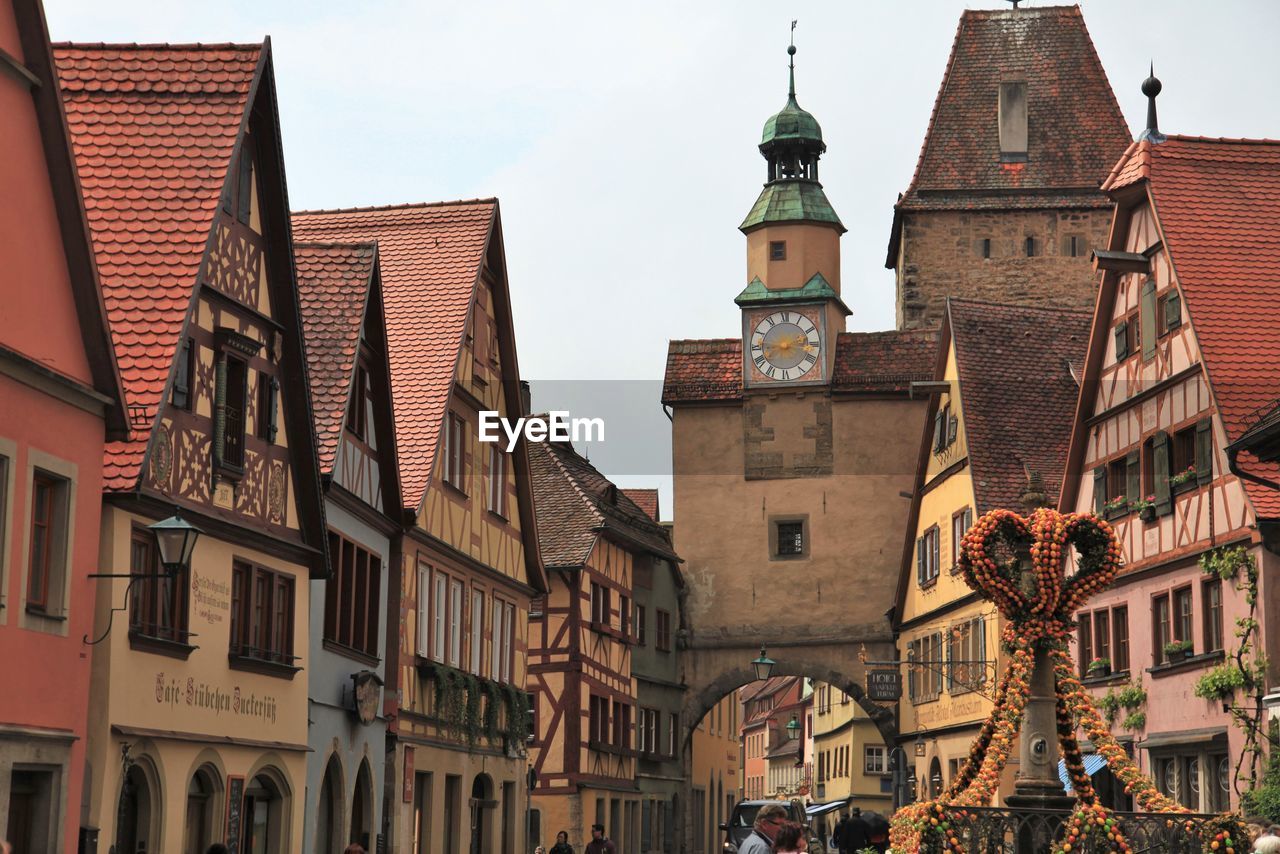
677;640;900;853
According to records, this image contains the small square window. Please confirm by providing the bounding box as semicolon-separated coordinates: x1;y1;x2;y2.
769;241;787;261
776;522;804;556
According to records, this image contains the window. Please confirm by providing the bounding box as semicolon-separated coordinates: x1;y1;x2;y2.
980;238;991;259
612;700;631;751
591;582;611;629
449;579;463;668
324;532;381;658
1153;593;1172;664
1174;586;1193;651
129;528;189;643
433;572;447;663
172;338;194;410
442;413;466;490
656;609;672;652
639;708;658;755
1107;457;1128;502
769;241;786;261
620;595;631;641
26;471;67;613
489;597;514;683
1024;236;1036;257
1113;320;1130;361
1159;291;1183;336
219;354;248;470
1204;579;1223;653
1113;606;1130;673
775;521;804;557
501;600;514;683
865;745;887;775
416;562;431;657
916;526;940;587
634;604;647;646
668;712;678;756
908;632;944;703
1078;611;1094;674
1172;426;1196;480
948;617;986;693
347;362;370;441
951;507;972;571
230;560;295;666
1068;235;1084;258
490;598;503;681
470;589;484;673
933;403;955;453
487;445;507;517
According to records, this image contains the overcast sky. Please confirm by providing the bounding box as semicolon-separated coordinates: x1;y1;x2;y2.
45;0;1280;509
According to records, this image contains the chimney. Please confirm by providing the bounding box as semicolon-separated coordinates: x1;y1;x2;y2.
998;81;1028;160
519;380;531;416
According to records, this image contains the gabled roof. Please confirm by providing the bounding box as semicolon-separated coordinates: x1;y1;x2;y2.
54;42;264;488
662;330;937;404
894;6;1129;212
894;298;1089;624
620;489;659;524
950;299;1091;512
294;242;378;474
291;200;496;511
9;0;126;437
1090;136;1280;517
528;430;677;569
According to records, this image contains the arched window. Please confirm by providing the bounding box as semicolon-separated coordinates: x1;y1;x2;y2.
244;769;289;853
184;764;222;853
116;760;159;854
351;760;375;851
315;756;343;854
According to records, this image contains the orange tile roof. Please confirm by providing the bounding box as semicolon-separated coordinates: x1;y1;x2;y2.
662;330;936;404
295;242;378;475
54;42;262;489
1132;136;1280;515
897;6;1130;212
291;201;496;510
620;488;660;523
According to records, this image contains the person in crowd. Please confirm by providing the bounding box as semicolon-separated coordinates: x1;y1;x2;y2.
834;808;870;853
343;845;366;854
739;804;790;854
585;823;616;854
772;820;808;853
1255;825;1280;854
534;847;546;854
550;829;574;854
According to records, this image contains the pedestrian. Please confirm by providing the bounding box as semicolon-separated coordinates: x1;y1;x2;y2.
836;808;870;853
585;823;616;854
739;804;789;854
773;820;808;853
534;847;546;854
343;845;366;854
550;829;574;854
1255;825;1280;854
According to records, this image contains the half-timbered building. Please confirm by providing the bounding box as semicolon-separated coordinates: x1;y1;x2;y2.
292;200;546;854
1061;96;1280;810
526;432;679;853
893;298;1090;803
0;1;126;849
297;242;400;854
57;40;329;852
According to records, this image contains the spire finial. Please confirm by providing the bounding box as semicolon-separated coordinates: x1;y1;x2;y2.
788;20;797;99
1139;61;1165;143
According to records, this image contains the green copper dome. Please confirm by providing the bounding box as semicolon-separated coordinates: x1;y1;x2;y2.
761;94;823;146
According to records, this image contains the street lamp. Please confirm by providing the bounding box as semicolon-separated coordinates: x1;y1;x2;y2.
785;713;801;742
751;646;776;681
914;733;927;757
149;513;201;576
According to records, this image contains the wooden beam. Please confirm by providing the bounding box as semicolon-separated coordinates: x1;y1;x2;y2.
1092;250;1150;274
0;45;40;89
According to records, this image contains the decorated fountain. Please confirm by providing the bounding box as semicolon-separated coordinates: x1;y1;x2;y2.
889;508;1248;854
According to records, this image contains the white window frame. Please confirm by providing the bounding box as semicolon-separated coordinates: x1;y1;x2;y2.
448;578;463;667
487;444;506;517
501;600;514;683
432;572;447;663
865;744;887;775
416;562;431;658
470;589;484;674
491;598;503;681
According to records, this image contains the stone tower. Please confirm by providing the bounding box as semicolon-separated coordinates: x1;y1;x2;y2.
886;5;1132;330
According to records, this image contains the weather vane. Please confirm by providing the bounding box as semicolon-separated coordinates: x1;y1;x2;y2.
790;19;797;47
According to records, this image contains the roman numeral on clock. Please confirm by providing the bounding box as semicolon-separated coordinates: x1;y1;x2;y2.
754;355;766;368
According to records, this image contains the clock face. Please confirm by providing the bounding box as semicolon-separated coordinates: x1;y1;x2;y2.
749;310;822;382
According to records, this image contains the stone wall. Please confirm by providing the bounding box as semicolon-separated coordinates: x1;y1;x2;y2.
895;206;1111;329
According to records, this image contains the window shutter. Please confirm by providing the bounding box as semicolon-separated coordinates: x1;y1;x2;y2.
916;538;926;585
1153;431;1172;515
213;356;227;465
1195;418;1213;485
1126;450;1140;502
933;410;945;452
173;339;191;408
1092;467;1107;514
1114;321;1129;360
1141;278;1158;360
947;414;958;445
1167;295;1182;332
930;531;940;579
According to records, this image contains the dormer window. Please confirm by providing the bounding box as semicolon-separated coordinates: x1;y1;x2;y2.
998;81;1028;161
213;328;263;476
770;241;787;261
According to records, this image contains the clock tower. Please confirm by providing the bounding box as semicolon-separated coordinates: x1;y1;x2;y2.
739;43;848;388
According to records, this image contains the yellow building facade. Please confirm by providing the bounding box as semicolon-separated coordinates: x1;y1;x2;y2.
691;692;739;854
810;682;892;819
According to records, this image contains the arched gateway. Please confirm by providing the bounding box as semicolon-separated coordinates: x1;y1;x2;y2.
661;40;936;854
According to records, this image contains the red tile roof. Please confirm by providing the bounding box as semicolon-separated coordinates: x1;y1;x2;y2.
1109;136;1280;515
54;42;262;489
528;430;676;568
662;330;937;404
620;488;660;523
295;242;378;475
897;6;1130;213
291;201;496;510
948;299;1091;512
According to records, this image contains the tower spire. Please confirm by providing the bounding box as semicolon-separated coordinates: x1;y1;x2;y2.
1139;61;1165;143
788;20;797;99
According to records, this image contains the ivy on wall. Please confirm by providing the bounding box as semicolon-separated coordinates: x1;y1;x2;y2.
426;662;530;748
